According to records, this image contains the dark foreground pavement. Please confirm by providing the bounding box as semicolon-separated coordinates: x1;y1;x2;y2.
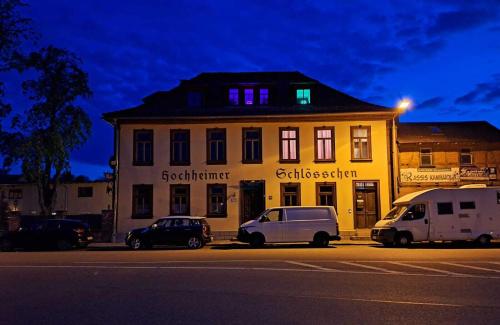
1;243;499;324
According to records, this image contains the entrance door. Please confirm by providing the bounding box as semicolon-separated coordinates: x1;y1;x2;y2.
354;181;379;228
241;181;265;223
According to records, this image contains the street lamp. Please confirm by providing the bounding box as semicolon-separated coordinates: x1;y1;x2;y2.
391;98;412;202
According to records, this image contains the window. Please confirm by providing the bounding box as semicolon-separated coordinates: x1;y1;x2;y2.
259;88;269;105
281;183;301;206
351;126;371;160
460;149;472;165
296;89;310;104
170;184;190;215
286;208;330;221
133;130;153;165
420;148;432;166
244;89;253;105
170;130;190;165
437;202;453;215
132;185;153;218
242;128;262;163
402;204;426;220
460;201;476;210
206;129;226;164
207;184;227;217
78;186;93;198
315;127;335;162
187;91;202;108
261;209;283;222
316;183;336;208
229;88;239;105
8;189;22;199
279;127;299;162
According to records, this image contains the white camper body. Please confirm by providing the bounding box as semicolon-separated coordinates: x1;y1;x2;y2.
371;186;500;246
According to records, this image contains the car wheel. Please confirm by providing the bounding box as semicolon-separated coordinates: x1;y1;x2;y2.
249;233;265;248
1;238;14;251
395;233;411;247
187;236;203;249
313;233;330;248
57;240;72;251
130;237;144;250
476;235;491;247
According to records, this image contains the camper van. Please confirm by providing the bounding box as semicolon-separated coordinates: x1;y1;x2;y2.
237;206;341;247
371;185;500;247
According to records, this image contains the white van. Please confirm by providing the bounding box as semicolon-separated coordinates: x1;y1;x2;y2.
371;185;500;247
237;206;341;247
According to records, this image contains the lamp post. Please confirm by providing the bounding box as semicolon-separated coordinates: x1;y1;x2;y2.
391;98;412;202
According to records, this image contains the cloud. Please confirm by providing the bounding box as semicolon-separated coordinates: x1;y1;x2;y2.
427;9;498;36
455;74;500;104
418;96;445;109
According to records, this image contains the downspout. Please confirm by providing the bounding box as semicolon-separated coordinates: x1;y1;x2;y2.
112;119;120;242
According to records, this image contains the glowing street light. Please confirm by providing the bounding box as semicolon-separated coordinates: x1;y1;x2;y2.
397;98;412;112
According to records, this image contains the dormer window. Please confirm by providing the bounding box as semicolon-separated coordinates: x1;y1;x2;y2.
244;89;254;105
229;88;239;105
296;89;310;105
187;91;202;108
260;88;269;105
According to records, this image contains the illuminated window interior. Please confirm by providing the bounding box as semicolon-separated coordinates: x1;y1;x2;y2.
244;89;253;105
260;88;269;105
229;88;239;105
296;89;310;104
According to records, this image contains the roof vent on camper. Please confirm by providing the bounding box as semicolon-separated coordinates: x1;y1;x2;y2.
459;184;487;188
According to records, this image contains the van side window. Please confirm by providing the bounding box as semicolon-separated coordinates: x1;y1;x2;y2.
459;201;476;210
402;204;425;220
286;208;330;221
262;209;282;222
437;202;453;215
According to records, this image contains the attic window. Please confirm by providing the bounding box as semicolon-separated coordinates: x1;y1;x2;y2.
229;88;239;105
187;92;202;108
244;89;253;105
431;126;442;134
260;88;269;105
296;89;310;105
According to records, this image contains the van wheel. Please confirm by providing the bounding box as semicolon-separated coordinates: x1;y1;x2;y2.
313;233;330;248
382;242;393;247
395;233;412;247
476;235;491;247
249;233;265;248
1;238;14;251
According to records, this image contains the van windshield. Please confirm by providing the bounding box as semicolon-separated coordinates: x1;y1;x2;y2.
383;205;408;220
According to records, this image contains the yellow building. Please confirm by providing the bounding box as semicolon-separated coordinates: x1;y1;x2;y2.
104;72;397;239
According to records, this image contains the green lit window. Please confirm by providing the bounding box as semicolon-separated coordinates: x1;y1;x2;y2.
296;89;310;105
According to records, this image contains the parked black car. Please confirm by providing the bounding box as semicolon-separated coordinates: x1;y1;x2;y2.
0;219;93;251
125;216;212;250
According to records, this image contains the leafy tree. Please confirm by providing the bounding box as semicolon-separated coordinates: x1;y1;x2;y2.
1;46;92;215
0;0;34;121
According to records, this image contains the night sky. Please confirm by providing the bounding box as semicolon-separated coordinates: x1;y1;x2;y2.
3;0;500;179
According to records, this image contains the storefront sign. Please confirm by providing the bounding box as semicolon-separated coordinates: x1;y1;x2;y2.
162;170;230;182
400;168;460;183
276;167;358;181
460;167;497;180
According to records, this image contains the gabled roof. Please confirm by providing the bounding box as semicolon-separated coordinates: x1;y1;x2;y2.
398;121;500;144
103;71;393;121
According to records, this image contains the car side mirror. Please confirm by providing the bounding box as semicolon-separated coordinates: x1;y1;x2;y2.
259;216;268;223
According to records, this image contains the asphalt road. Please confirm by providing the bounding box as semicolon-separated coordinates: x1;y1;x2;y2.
1;242;499;325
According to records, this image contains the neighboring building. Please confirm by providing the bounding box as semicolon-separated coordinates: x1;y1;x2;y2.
397;121;500;196
0;175;113;240
104;72;397;239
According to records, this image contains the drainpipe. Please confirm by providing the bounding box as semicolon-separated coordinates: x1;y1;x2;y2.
111;120;120;242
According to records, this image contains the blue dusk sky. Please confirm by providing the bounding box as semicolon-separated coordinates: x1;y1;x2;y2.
2;0;500;179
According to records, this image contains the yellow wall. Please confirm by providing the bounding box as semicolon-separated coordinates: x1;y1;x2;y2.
117;120;393;235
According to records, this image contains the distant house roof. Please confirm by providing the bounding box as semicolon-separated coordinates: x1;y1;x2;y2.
398;121;500;144
0;174;27;185
103;71;393;121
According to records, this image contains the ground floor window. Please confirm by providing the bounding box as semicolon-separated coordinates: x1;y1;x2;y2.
170;184;190;215
280;183;301;206
132;185;153;218
207;184;227;217
316;183;336;209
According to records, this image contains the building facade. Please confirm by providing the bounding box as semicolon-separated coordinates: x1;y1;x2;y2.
104;72;397;239
397;122;500;196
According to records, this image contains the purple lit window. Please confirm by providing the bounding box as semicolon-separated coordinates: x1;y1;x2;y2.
229;88;239;105
260;88;269;105
244;89;254;105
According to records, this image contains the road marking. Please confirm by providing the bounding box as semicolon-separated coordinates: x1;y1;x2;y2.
338;261;400;274
440;262;500;273
285;261;336;271
296;295;463;307
488;262;500;266
387;262;466;276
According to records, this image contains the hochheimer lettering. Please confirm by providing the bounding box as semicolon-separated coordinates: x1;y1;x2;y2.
162;170;230;182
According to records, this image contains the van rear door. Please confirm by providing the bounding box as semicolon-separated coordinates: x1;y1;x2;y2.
284;207;332;242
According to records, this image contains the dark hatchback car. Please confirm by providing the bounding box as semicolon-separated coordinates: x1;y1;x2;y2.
0;219;93;251
125;216;213;250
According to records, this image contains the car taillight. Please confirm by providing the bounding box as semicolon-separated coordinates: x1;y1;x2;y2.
202;224;209;236
74;228;85;234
